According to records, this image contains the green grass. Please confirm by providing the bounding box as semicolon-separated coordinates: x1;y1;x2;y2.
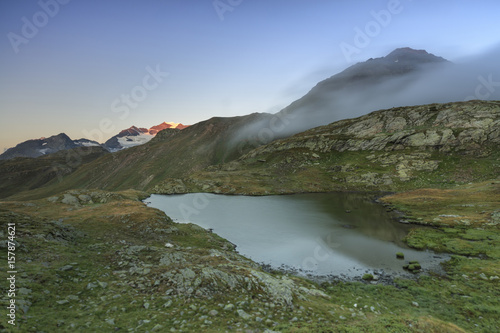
2;186;499;332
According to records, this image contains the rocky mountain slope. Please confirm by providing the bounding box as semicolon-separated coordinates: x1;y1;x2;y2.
0;133;100;160
6;113;273;200
0;48;463;199
0;122;189;161
236;47;452;143
0;146;109;199
103;122;189;152
156;100;500;195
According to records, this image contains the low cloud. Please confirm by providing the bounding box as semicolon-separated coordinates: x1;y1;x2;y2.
232;45;500;149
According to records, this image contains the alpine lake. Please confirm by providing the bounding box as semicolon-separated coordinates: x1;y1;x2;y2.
147;192;449;280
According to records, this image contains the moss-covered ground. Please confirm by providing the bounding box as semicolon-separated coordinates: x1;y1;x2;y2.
0;183;499;332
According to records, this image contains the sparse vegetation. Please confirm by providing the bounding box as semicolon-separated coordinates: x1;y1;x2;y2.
1;101;499;331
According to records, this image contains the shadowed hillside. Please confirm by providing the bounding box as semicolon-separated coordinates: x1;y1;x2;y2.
157;100;500;195
6;113;273;200
0;146;108;199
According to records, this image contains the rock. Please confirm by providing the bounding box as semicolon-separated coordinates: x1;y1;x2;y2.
479;273;488;280
362;274;373;281
97;281;108;288
490;276;499;281
298;286;330;298
224;304;235;311
86;282;97;290
407;264;421;272
405;261;421;272
61;194;80;205
396;252;404;259
78;194;93;204
159;252;185;266
237;309;252;320
208;310;218;316
412;301;419;307
18;288;32;295
47;196;59;203
152;324;164;331
105;318;115;325
59;265;74;271
152;178;188;194
250;271;295;306
56;300;69;305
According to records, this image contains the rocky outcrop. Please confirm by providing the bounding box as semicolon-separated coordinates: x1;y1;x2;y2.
168;101;500;195
151;178;189;194
245;101;499;157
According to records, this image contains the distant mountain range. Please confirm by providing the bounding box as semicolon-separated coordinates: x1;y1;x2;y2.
0;122;189;160
1;47;447;161
233;47;452;144
0;133;101;160
103;122;189;152
2;47;498;200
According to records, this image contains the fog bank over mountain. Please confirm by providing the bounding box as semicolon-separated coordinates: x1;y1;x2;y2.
232;46;500;149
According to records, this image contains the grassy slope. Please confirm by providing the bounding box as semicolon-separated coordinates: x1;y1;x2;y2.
2;190;497;332
6;113;272;201
171;101;500;195
0;146;108;199
1;101;498;331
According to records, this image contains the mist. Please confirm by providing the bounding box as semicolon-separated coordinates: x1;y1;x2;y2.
231;45;500;152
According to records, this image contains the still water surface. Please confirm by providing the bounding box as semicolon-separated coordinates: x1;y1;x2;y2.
147;193;447;278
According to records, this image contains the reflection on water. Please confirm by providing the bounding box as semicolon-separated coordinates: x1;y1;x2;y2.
147;192;447;277
288;193;412;247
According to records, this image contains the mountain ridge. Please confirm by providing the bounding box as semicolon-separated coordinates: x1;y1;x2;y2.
234;47;454;145
0;121;190;160
154;100;500;195
0;133;101;161
5;113;273;200
103;122;189;152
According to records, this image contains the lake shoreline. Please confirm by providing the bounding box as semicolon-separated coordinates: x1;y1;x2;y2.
147;192;451;281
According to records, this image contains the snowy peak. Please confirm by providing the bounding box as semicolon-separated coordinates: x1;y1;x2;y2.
149;122;188;135
117;126;149;137
103;121;189;152
0;133;101;160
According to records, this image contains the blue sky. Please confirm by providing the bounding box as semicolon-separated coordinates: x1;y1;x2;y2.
1;0;499;150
